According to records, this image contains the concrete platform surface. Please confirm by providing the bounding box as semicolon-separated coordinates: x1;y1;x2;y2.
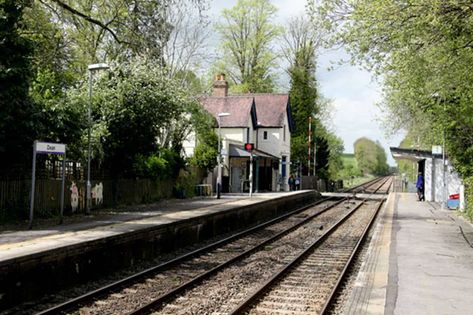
347;192;473;315
0;191;305;264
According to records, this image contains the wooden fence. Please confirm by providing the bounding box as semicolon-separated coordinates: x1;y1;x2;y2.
301;176;344;192
0;178;174;221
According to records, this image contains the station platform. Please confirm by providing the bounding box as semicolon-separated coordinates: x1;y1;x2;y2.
0;191;311;263
346;192;473;314
0;190;319;309
4;190;472;313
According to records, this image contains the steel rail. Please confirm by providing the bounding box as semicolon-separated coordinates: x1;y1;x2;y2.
127;197;354;315
229;182;390;315
372;176;391;194
37;178;385;315
342;176;385;194
228;198;370;314
319;199;385;314
37;195;335;315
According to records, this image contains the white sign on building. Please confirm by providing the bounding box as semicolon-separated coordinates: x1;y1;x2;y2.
432;145;443;155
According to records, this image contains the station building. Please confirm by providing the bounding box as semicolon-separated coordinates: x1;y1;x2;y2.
390;147;464;208
183;74;294;193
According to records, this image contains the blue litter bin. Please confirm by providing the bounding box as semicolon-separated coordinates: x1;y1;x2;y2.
447;198;460;209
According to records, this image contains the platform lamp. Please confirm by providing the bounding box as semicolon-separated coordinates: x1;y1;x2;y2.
217;112;230;199
86;63;109;214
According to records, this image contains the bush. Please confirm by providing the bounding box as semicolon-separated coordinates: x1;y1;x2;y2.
174;169;197;198
463;176;473;222
133;154;168;179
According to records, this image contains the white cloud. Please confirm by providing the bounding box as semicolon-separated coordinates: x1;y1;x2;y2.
273;0;307;20
317;47;406;164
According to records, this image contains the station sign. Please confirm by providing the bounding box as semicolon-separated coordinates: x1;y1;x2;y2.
35;141;66;155
432;145;443;155
29;141;67;229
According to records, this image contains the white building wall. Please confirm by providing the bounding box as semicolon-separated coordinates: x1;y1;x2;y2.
193;112;292;192
424;157;462;203
221;127;245;144
257;127;282;157
182;130;196;157
434;158;444;202
447;160;462;199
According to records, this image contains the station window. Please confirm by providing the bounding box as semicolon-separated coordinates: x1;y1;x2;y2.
263;131;268;140
283;125;286;142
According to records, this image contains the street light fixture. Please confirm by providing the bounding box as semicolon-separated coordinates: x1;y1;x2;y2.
217;112;230;199
86;63;109;214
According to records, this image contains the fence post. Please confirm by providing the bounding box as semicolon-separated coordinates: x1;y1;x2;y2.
29;141;37;229
59;152;66;224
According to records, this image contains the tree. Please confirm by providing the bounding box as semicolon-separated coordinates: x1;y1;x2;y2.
285;17;318;174
311;0;473;214
325;131;344;179
215;0;281;93
354;137;389;176
37;0;209;66
283;15;336;178
161;2;211;82
187;102;218;172
0;0;41;173
17;1;213;165
53;59;201;178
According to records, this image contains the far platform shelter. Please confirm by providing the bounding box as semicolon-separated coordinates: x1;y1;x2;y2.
390;147;463;207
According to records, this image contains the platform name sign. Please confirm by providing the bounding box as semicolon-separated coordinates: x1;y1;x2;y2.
30;141;67;229
35;141;66;155
432;145;443;155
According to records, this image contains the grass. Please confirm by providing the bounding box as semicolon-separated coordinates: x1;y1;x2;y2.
341;153;358;168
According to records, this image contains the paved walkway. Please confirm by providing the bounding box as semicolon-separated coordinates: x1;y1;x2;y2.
347;192;473;314
0;192;301;264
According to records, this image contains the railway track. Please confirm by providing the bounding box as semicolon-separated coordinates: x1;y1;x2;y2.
231;198;384;314
32;176;391;315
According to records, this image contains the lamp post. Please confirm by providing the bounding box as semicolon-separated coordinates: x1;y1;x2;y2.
442;101;447;209
86;63;109;214
217;112;230;199
433;92;447;208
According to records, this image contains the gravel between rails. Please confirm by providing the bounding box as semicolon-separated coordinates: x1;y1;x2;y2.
64;200;342;314
242;201;379;314
143;200;362;314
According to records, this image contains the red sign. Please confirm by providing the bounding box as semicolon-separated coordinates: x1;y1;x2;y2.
244;143;254;151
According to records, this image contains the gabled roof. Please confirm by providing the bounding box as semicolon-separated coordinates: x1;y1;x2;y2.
200;93;293;131
253;94;290;128
199;96;256;128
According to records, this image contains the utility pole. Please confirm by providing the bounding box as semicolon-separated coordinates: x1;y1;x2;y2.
308;116;312;176
313;141;316;176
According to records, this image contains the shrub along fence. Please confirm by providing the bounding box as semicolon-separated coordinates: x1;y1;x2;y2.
0;178;174;222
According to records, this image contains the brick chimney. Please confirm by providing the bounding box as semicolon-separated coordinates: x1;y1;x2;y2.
213;73;228;97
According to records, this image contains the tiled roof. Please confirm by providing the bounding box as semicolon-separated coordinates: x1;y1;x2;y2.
199;96;255;128
253;94;289;127
200;94;290;129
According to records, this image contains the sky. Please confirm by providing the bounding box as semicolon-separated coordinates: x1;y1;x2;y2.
208;0;405;165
